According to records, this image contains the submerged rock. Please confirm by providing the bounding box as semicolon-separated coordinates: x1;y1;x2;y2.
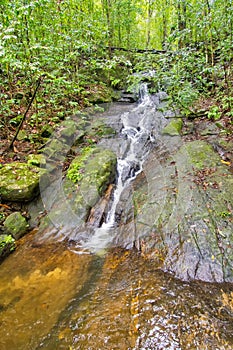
3;212;29;239
0;162;47;202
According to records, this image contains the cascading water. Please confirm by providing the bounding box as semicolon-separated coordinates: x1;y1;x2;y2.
38;82;167;248
83;84;157;252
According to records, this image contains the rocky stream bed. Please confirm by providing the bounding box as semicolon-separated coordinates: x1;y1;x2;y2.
0;89;232;349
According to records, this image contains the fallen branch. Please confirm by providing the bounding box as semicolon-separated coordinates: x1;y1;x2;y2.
8;76;43;150
106;46;168;54
186;111;208;119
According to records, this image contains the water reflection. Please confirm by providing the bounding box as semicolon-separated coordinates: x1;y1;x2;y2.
0;232;232;349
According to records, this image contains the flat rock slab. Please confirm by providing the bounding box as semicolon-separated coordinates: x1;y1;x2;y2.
118;140;233;283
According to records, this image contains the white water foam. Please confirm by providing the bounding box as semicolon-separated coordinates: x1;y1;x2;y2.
83;84;156;253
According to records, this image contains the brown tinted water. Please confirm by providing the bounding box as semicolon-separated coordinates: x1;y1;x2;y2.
0;230;232;350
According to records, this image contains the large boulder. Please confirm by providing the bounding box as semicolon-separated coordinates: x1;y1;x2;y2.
0;162;47;202
117;140;233;283
38;147;117;237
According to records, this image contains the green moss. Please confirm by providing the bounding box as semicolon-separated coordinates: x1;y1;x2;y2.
59;119;86;140
4;212;29;239
180;140;220;170
87;119;116;138
0;162;47;201
133;191;148;217
27;154;46;167
42;139;66;159
161;118;183;136
65;147;117;213
67;146;96;183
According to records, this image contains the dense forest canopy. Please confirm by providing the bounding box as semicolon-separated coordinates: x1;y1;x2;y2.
0;0;232;132
1;0;232;51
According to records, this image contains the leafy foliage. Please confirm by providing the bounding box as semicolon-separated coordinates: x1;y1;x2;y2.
0;235;15;253
0;0;232;143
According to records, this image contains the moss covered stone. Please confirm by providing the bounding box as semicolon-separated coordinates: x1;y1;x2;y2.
3;212;29;239
87;120;116;138
38;147;117;232
86;84;117;104
42;139;67;160
161;118;183;136
66;147;117;209
179;140;220;169
0;162;47;202
80;148;117;204
59;119;86;141
27;154;46;167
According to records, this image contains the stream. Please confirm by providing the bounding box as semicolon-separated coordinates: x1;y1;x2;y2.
82;84;156;253
0;87;233;349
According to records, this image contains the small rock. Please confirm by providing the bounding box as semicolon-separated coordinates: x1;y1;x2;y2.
27;154;46;167
3;212;29;239
161;118;183;136
17;130;28;141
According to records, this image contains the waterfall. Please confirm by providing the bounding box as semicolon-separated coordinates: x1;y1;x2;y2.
83;84;156;252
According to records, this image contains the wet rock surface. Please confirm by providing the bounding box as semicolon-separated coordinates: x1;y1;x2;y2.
38;147;117;239
24;91;232;283
118;137;233;282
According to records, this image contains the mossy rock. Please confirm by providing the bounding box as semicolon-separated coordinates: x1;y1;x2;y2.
66;147;117;208
80;148;117;205
0;234;15;262
38;147;117;231
179;140;220;170
42;139;67;160
161;118;183;136
86;84;116;104
59;119;86;141
0;162;47;202
87;120;116;138
3;212;29;239
27;154;46;167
